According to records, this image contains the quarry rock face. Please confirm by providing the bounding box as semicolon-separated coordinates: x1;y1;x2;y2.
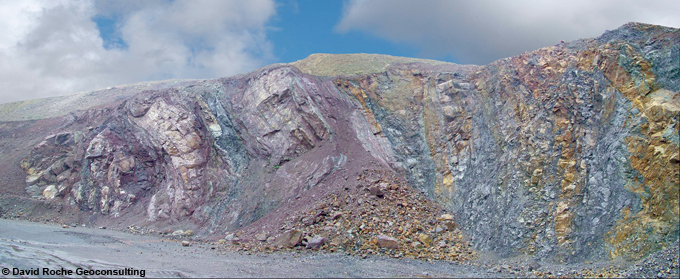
0;22;678;263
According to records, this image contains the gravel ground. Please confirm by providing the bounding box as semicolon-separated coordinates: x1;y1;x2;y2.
1;218;677;278
0;218;507;278
620;241;679;278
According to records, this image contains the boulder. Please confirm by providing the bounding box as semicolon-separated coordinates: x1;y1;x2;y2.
256;233;268;242
85;135;107;159
42;185;58;199
50;160;68;175
305;235;326;250
41;171;57;183
376;235;399;249
118;157;135;173
368;185;383;197
274;229;303;248
25;174;41;185
330;236;349;247
418;233;433;246
56;170;71;183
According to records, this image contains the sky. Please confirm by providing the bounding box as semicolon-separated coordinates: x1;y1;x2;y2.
1;0;678;104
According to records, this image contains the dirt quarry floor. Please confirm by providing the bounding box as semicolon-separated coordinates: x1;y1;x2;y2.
1;219;677;278
0;219;497;278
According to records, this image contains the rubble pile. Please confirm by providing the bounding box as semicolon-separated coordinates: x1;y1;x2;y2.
222;169;476;262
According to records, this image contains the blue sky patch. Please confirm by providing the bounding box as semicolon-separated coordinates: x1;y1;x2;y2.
92;14;128;50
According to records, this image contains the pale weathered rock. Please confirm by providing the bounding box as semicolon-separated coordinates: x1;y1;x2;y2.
305;235;326;250
440;214;454;221
274;229;303;248
56;170;71;183
418;233;433;246
376;235;399;249
255;233;268;242
25;174;41;185
330;236;348;247
42;185;58;199
118;157;135;173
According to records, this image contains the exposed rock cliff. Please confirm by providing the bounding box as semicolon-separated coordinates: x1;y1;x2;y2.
0;22;677;263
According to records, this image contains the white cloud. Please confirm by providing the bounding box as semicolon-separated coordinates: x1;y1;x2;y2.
336;0;680;65
0;0;276;104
